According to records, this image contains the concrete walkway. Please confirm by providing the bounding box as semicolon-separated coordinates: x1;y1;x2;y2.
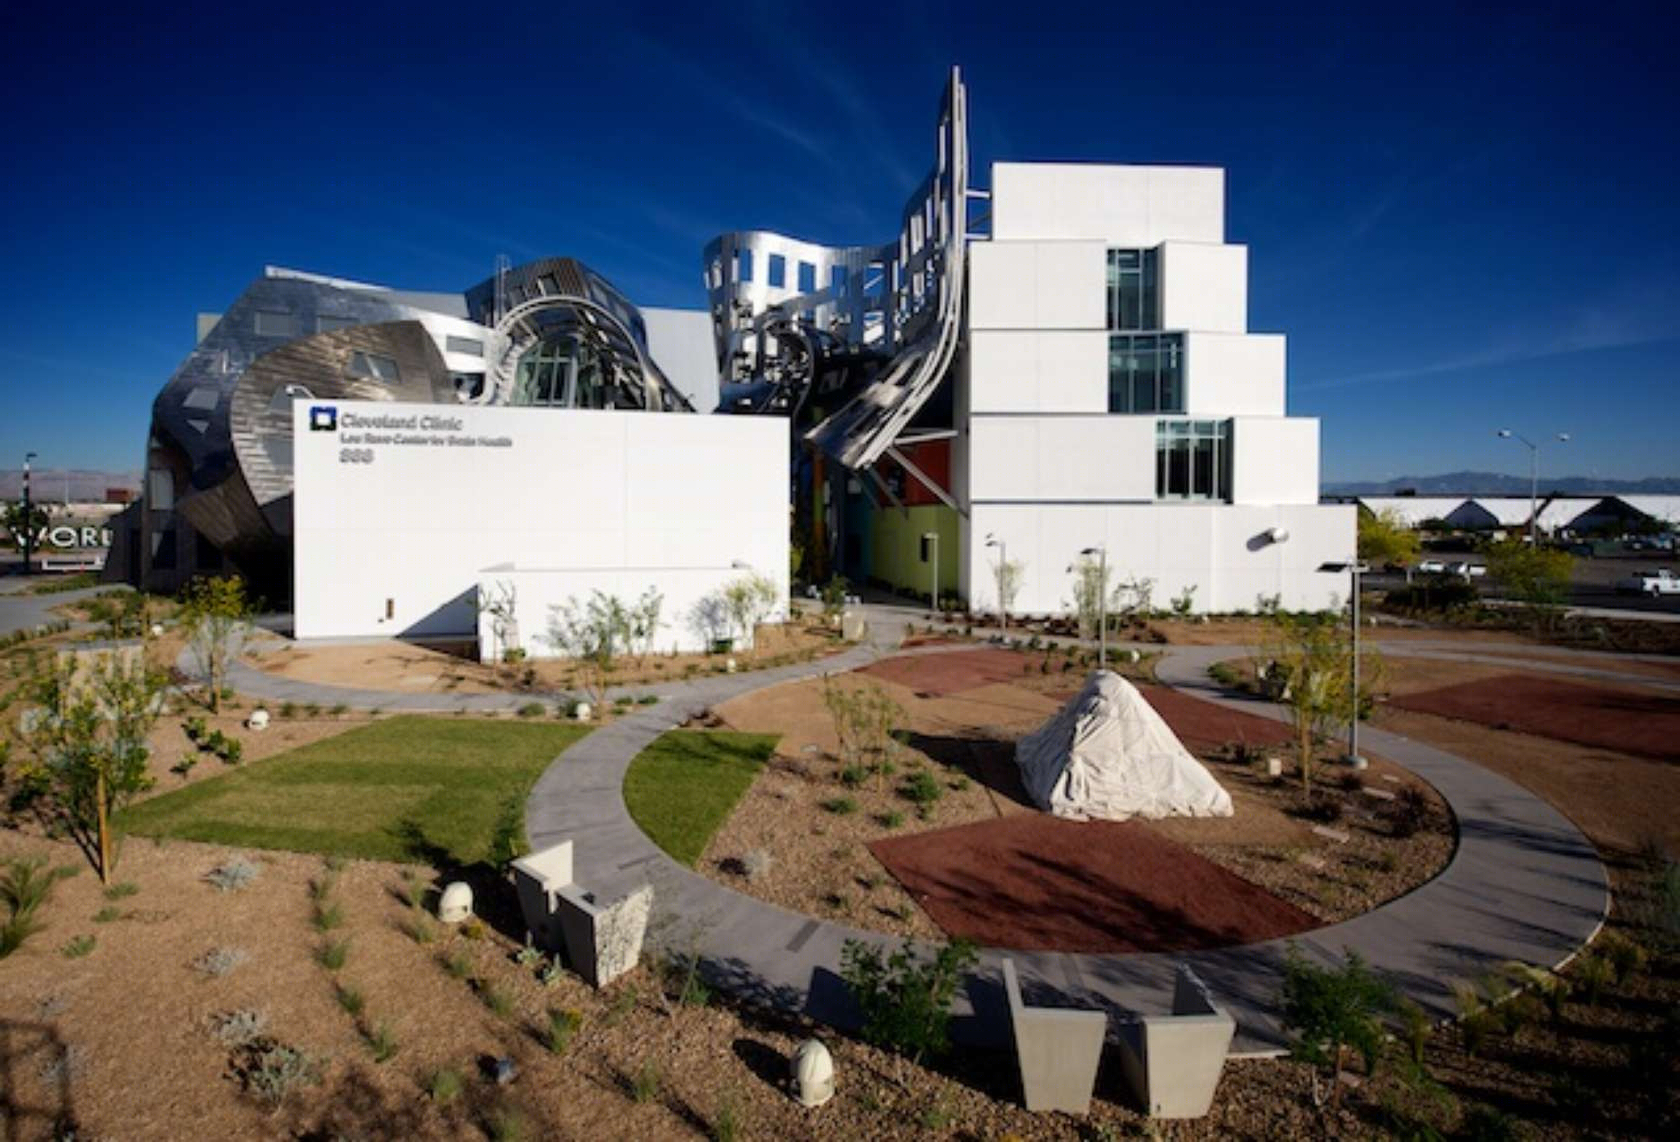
522;635;1609;1056
0;583;103;639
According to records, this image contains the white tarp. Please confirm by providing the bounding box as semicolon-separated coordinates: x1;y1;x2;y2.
1015;671;1234;821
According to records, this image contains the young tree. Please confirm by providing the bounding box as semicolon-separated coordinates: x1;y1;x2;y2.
991;558;1024;627
16;651;163;883
180;575;253;713
1280;945;1397;1111
722;574;779;657
840;936;978;1071
1357;508;1421;570
1486;540;1573;620
627;587;665;666
474;581;519;666
687;590;733;650
1260;612;1381;791
1067;556;1117;641
1;502;49;550
543;591;630;710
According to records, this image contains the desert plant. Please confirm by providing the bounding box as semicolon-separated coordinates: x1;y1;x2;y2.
205;857;259;892
1171;584;1198;617
840;936;978;1066
839;763;869;788
821;678;903;778
517;702;546;718
1261;613;1381;793
443;949;473;979
367;1019;399;1063
877;810;905;829
402;916;437;945
742;849;772;882
628;586;665;665
482;982;514;1017
1598;930;1649;983
335;983;366;1017
1572;951;1614;1004
92;905;121;923
101;881;138;901
193;946;249;978
1279;946;1396;1110
544;1007;582;1055
630;1058;662;1103
544;590;632;709
1395;998;1432;1065
428;1067;464;1104
209;1008;270;1048
180;575;252;713
318;938;350;971
313;901;345;932
0;857;75;958
821;796;858;816
60;934;95;959
243;1044;320;1108
900;770;943;817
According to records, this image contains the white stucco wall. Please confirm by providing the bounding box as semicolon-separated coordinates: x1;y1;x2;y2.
989;163;1225;246
968;241;1106;330
293;401;786;654
965;502;1354;616
1232;418;1321;505
967;330;1108;413
968;416;1156;502
1159;242;1247;334
1184;332;1287;417
642;307;720;413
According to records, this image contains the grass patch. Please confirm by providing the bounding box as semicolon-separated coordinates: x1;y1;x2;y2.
621;730;778;867
117;717;589;864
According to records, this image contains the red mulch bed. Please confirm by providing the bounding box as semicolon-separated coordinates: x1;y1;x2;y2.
870;814;1318;953
1044;682;1294;753
859;648;1033;696
1386;673;1680;762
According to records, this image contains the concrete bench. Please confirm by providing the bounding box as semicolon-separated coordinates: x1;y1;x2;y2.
1001;957;1108;1115
1115;964;1235;1119
511;842;652;988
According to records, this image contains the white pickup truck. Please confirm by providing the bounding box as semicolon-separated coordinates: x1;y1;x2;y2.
1616;569;1680;596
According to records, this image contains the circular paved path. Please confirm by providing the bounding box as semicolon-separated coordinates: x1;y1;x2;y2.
203;614;1611;1054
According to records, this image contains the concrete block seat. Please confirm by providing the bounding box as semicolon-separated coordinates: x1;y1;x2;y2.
1115;963;1235;1119
511;842;651;988
1001;957;1108;1115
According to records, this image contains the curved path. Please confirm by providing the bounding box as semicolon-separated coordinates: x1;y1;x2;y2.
521;630;1609;1056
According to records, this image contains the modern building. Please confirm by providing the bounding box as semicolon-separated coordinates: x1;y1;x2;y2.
123;67;1353;647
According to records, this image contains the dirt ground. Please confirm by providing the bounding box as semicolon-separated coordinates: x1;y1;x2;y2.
245;620;845;698
870;814;1319;952
711;650;1454;939
0;829;1376;1142
1387;673;1680;761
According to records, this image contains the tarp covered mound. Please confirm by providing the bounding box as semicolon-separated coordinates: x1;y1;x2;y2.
1015;671;1234;821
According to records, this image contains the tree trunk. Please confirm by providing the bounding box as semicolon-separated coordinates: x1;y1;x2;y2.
95;768;111;885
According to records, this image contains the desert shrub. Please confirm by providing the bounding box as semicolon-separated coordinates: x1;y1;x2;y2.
193;946;249;978
1460;1008;1500;1057
92;905;121;923
1296;790;1345;824
170;754;197;778
488;792;526;872
427;1067;464;1105
1;857;75;958
443;949;473;979
205;857;260;892
899;770;943;815
1384;786;1432;838
278;702;296;719
1383;580;1479;613
1572;951;1614;1004
402;916;436;945
209;1008;269;1047
821;796;857;816
630;1058;662;1103
313;901;345;932
184;715;208;742
1598;930;1649;983
242;1044;320;1108
877;810;905;829
517;702;546;718
1395;998;1432;1065
545;1008;582;1054
60;934;96;959
742;849;772;882
482;982;514;1017
330;703;349;717
318;938;350;971
335;983;365;1016
367;1019;399;1063
102;881;138;901
840;937;978;1064
1279;946;1396;1108
838;764;869;789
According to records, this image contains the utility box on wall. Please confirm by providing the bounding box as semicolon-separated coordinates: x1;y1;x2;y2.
292;401;787;650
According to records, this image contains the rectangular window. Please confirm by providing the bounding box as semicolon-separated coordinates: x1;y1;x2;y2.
736;248;753;283
316;314;355;334
831;265;848;298
1108;333;1184;413
1155;419;1231;501
445;335;484;358
253;310;298;338
1106;248;1159;331
797;261;816;293
347;350;400;383
767;253;786;289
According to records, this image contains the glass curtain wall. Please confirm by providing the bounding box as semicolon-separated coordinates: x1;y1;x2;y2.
512;337;578;406
1109;333;1184;413
1155;419;1232;500
1106;248;1159;330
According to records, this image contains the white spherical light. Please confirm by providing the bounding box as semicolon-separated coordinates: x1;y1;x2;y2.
438;881;473;924
247;710;270;731
572;701;592;722
790;1039;834;1108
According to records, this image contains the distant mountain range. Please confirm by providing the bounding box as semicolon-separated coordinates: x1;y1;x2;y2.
1324;471;1680;497
0;469;141;502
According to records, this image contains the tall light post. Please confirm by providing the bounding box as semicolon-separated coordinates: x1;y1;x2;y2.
21;452;37;576
1070;545;1108;664
1318;559;1368;766
1496;429;1569;544
984;532;1006;633
921;531;939;614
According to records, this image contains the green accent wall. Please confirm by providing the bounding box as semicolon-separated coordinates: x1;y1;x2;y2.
871;504;961;601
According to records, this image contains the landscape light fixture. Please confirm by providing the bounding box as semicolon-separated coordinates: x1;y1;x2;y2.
1317;559;1370;766
1495;429;1570;544
984;532;1007;633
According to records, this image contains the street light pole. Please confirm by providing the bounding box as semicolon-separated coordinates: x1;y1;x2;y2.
21;452;36;576
985;533;1006;633
1497;429;1570;544
1349;561;1362;764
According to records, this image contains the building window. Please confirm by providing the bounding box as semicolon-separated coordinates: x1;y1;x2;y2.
1106;248;1159;331
831;265;848;298
347;350;400;383
316;314;355;334
445;335;484;358
767;253;786;289
1156;419;1231;501
797;261;816;293
1109;333;1184;413
736;248;753;283
253;310;298;338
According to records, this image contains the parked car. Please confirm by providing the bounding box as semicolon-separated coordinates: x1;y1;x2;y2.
1416;559;1447;575
1445;561;1487;579
1616;569;1680;596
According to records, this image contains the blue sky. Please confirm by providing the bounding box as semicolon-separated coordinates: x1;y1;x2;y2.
1;1;1676;484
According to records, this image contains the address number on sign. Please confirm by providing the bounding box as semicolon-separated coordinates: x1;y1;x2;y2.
339;448;374;465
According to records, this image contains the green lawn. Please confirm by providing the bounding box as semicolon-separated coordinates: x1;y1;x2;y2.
622;730;779;867
118;716;589;866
